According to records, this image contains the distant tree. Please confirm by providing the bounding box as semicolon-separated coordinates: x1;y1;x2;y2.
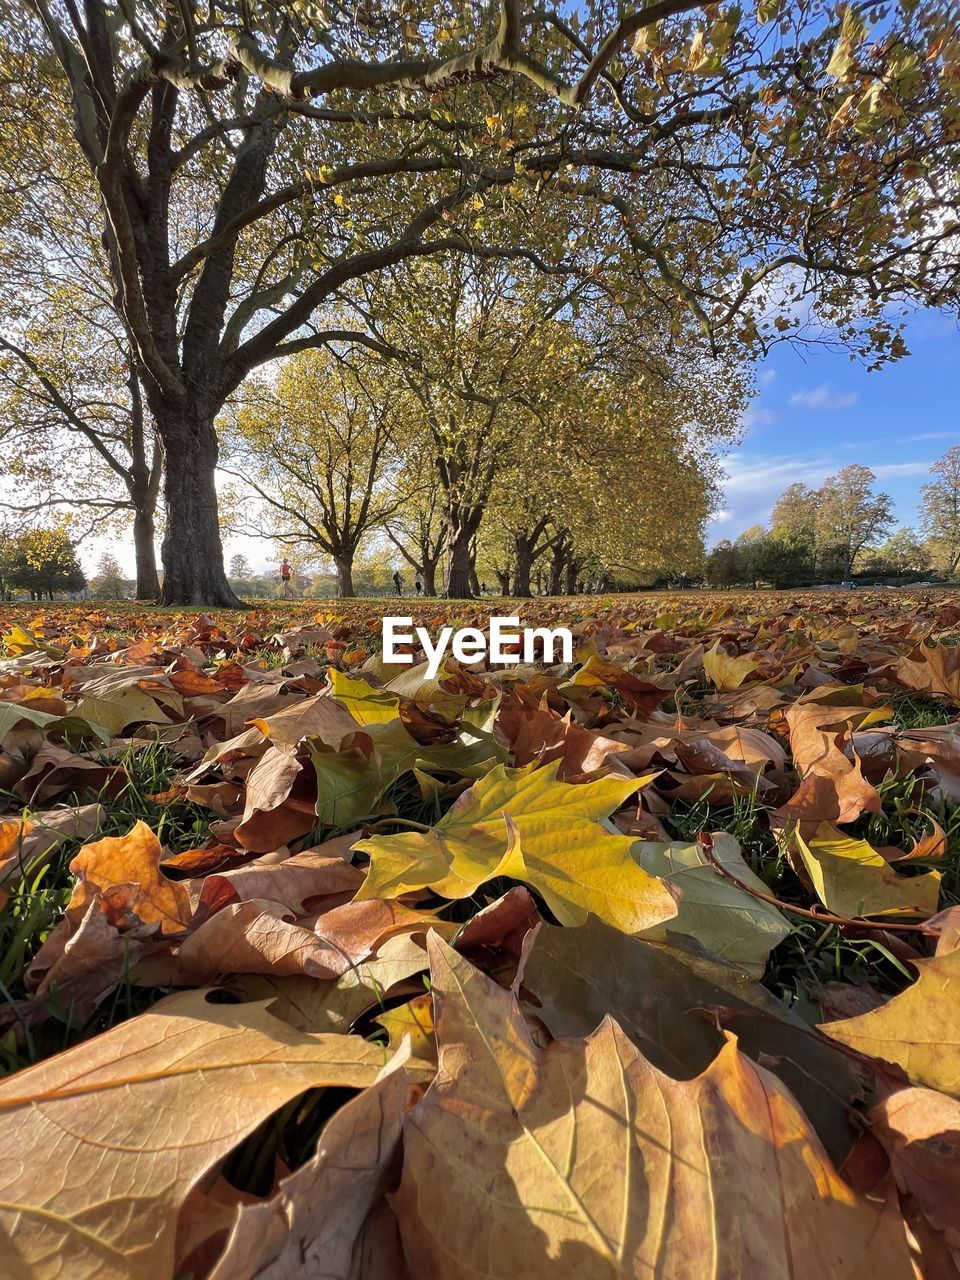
0;522;15;600
875;528;931;580
229;554;254;581
770;484;818;550
815;466;894;579
223;348;412;598
921;446;960;578
748;534;816;588
705;541;745;589
90;552;127;599
7;527;85;600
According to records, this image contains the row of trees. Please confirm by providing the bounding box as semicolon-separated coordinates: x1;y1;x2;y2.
706;452;960;588
1;2;959;602
219;256;739;597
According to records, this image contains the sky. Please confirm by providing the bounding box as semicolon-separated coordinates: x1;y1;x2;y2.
706;308;959;547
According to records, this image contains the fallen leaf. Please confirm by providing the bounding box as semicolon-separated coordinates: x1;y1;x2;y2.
869;1086;960;1266
703;638;762;690
394;936;912;1279
69;820;192;934
820;949;960;1097
0;989;392;1280
354;760;677;933
251;690;366;754
633;831;791;974
795;823;941;918
522;914;865;1162
207;1044;415;1280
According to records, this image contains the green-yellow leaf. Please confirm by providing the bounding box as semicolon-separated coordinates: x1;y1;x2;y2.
703;639;762;691
796;823;941;919
354;760;676;933
327;668;400;726
633;832;791;974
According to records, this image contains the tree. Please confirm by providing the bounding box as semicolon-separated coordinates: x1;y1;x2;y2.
229;554;254;581
6;526;85;600
223;348;412;597
815;465;894;578
480;364;731;596
384;448;447;598
364;257;606;598
16;0;960;603
746;533;816;588
0;58;162;599
770;484;818;551
874;527;930;580
0;327;162;600
921;446;960;577
705;541;745;589
90;552;127;600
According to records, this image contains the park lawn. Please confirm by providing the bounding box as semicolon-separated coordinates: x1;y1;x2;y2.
0;589;959;1275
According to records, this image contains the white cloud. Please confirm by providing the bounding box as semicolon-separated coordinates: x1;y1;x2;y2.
788;384;859;411
741;404;779;430
872;462;933;479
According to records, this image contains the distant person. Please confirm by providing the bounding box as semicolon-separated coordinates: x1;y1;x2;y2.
393;570;403;596
415;571;424;596
480;581;488;595
279;559;294;598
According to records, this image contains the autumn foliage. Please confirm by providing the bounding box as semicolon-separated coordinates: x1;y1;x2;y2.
1;592;960;1277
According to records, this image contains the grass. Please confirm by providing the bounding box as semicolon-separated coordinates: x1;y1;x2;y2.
890;691;956;730
663;769;960;1009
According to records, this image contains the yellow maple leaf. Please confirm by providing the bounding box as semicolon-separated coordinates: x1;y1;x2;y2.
354;760;676;933
703;639;762;691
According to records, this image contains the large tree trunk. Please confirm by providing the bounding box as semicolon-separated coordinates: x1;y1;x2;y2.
494;568;511;595
565;557;582;595
156;408;245;607
422;554;440;597
548;546;566;597
132;505;160;600
334;554;356;598
513;537;534;598
445;523;476;598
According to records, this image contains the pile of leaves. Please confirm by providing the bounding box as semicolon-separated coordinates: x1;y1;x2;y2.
2;591;960;1279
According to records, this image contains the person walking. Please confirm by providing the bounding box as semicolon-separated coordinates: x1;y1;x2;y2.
279;559;294;598
392;570;403;596
415;571;424;597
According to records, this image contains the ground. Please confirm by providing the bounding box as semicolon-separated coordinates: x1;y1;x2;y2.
1;590;958;1275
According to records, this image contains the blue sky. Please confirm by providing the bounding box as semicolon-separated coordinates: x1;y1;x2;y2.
707;309;960;546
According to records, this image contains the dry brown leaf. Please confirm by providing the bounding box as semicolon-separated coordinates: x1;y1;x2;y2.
69;819;191;934
0;803;103;887
207;1044;415;1280
0;989;392;1280
394;936;912;1279
251;691;366;754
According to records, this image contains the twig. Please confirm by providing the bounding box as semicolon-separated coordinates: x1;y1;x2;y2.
696;832;940;937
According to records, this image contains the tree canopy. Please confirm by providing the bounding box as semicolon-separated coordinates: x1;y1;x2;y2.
4;0;958;601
